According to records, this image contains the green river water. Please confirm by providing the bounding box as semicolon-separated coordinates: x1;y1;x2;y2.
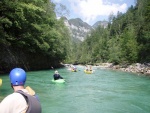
0;66;150;113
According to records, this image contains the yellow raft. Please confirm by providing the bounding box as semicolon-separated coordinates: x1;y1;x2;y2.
71;69;77;72
84;70;93;74
0;78;2;86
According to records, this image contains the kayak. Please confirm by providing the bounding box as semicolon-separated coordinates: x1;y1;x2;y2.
51;79;65;83
0;78;2;86
84;70;93;74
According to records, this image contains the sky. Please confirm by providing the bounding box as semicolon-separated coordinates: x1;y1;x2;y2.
51;0;136;26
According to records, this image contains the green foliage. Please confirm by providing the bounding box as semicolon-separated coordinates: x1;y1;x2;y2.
76;0;149;64
0;0;149;72
0;0;71;71
120;25;138;63
107;37;122;64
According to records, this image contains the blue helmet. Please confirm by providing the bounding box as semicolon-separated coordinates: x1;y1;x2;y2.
9;68;26;86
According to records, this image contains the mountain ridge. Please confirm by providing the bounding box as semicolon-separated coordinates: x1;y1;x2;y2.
63;17;108;41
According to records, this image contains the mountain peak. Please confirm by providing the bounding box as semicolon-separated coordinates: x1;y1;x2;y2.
69;18;91;29
64;18;92;41
92;20;108;28
63;17;108;42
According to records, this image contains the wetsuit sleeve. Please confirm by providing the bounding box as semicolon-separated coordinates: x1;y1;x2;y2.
59;74;63;79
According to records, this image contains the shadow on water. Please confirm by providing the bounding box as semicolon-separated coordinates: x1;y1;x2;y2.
0;66;150;113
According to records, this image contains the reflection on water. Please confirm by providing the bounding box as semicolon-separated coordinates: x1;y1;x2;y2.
0;66;150;113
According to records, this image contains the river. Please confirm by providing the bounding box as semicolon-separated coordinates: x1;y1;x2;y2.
0;66;150;113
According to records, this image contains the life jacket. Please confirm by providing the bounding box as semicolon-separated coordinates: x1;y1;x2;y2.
17;90;42;113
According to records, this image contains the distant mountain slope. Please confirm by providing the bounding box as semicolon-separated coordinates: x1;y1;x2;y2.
69;18;92;29
64;18;93;42
63;17;108;42
92;21;108;28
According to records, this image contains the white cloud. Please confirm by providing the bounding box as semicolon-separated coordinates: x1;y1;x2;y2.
68;0;127;24
51;0;128;25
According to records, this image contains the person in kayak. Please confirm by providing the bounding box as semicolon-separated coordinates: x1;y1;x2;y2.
53;70;63;80
71;65;77;72
85;65;89;71
89;65;93;71
0;68;41;113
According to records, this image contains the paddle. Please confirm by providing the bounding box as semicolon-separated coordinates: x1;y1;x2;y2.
25;86;35;96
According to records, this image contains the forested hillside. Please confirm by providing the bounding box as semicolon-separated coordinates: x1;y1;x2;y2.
0;0;149;73
0;0;71;73
74;0;150;65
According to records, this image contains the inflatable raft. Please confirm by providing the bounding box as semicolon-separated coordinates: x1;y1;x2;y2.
71;69;77;72
84;70;93;74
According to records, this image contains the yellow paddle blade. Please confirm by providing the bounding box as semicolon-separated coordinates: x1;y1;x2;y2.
25;86;35;96
0;79;2;86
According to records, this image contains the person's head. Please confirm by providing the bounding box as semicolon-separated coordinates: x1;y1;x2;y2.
9;68;26;86
55;70;58;74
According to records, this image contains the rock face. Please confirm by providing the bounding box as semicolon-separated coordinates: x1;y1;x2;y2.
63;17;109;42
64;18;93;41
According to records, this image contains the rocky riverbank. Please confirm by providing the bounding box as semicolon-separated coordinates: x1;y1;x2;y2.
95;63;150;76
